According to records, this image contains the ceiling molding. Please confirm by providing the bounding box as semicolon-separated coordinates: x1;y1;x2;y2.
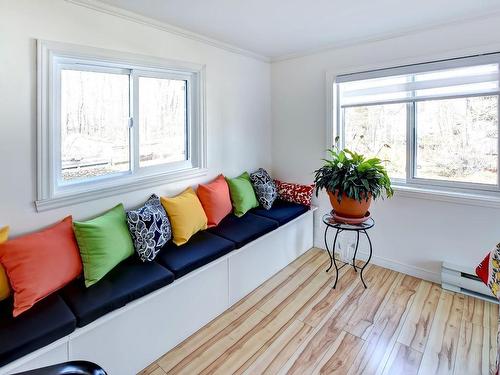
271;8;500;63
65;0;270;63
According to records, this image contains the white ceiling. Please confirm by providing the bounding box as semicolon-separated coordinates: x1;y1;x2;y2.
98;0;500;60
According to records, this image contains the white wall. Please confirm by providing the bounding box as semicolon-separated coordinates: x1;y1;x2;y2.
271;14;500;282
0;0;271;236
2;0;499;284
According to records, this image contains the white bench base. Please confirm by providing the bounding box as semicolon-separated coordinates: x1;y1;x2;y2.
2;210;314;375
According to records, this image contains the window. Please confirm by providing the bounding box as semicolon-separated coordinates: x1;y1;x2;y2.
336;54;500;195
37;41;206;211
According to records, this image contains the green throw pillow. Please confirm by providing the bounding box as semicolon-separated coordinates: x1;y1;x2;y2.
226;172;259;217
73;204;134;287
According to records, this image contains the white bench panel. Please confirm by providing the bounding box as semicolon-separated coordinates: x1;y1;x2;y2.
228;211;313;305
1;211;314;375
68;258;229;375
1;339;68;375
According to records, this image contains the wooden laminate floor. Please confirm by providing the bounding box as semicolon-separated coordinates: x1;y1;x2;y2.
139;248;498;375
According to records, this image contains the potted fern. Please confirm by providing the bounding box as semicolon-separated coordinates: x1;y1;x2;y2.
314;139;394;219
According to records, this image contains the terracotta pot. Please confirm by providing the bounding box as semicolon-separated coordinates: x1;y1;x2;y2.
327;190;372;218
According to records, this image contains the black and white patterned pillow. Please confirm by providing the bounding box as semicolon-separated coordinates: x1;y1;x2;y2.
126;194;172;262
250;168;278;210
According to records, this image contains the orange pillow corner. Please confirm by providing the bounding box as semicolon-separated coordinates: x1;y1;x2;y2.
197;174;232;228
0;217;83;317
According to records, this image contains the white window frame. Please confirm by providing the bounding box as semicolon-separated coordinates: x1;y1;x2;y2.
36;40;207;211
327;53;500;207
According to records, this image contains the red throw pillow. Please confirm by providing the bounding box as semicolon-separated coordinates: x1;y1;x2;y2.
476;252;490;286
274;179;315;207
197;175;233;227
0;217;83;316
476;242;500;299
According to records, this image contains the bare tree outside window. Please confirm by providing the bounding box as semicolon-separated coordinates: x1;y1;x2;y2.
139;77;187;167
344;103;407;179
339;60;500;190
60;69;130;182
415;96;498;184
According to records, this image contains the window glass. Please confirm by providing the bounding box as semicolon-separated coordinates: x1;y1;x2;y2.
338;58;500;191
60;69;130;182
139;77;187;167
415;96;498;184
344;103;407;179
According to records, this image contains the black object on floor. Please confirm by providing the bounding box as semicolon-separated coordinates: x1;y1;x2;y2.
12;361;107;375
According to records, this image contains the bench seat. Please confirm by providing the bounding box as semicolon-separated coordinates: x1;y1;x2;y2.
251;200;309;225
0;294;76;367
156;231;235;279
208;213;279;248
1;205;313;373
61;257;175;327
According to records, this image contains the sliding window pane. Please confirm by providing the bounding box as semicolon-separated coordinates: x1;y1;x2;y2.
139;77;187;167
415;96;498;184
344;103;407;179
60;69;130;182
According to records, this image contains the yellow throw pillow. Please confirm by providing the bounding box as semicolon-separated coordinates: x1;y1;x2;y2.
161;188;208;246
0;226;10;301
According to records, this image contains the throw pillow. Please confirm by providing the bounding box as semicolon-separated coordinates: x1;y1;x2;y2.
0;226;10;301
197;175;232;228
226;172;259;217
126;194;172;262
274;179;315;207
476;242;500;298
476;243;500;375
0;217;82;316
161;187;208;246
74;204;134;287
250;168;278;210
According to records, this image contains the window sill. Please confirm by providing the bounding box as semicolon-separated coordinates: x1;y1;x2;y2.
392;184;500;209
35;167;208;212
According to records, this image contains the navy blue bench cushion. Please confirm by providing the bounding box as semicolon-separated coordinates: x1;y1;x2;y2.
156;231;235;279
208;213;279;249
250;200;309;225
0;294;76;367
61;257;174;327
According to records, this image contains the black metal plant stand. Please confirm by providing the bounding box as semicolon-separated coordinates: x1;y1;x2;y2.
322;213;374;289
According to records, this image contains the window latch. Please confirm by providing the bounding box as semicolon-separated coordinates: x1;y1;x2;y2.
128;117;134;128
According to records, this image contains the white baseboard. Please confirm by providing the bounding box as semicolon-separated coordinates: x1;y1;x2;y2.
314;245;441;284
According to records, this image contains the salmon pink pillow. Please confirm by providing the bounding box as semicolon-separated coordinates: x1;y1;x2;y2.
197;175;232;227
0;217;82;316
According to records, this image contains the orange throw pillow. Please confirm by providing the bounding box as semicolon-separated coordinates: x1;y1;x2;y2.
0;217;83;316
197;175;233;228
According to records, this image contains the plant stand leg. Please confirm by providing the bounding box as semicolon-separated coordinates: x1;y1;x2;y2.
324;226;333;272
352;231;360;272
331;229;341;288
360;229;373;289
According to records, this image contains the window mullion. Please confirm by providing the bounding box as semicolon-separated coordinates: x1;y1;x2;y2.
497;93;500;189
130;70;140;174
407;102;416;184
